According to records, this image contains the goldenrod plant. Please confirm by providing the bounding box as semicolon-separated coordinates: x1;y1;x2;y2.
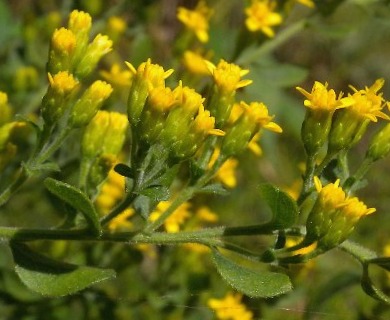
0;1;389;318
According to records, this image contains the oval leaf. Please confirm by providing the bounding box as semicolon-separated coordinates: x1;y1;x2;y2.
212;248;292;298
114;163;134;178
44;178;101;235
11;242;115;297
259;183;298;229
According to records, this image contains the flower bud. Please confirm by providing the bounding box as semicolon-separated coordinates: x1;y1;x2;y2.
221;101;281;157
305;177;375;250
296;81;353;156
81;111;128;159
47;27;76;73
41;71;79;125
126;59;173;126
205;59;252;127
366;123;390;161
69;80;113;127
328;79;389;154
75;34;113;79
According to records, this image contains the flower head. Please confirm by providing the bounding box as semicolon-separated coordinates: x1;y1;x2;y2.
305;177;376;249
51;27;76;55
177;0;213;43
245;0;282;37
68;10;92;34
182;50;211;75
206;59;252;95
296;81;353;112
48;71;79;94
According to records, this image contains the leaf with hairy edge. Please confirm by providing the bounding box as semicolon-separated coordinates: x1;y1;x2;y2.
44;178;101;236
259;183;298;229
11;242;115;297
212;248;292;298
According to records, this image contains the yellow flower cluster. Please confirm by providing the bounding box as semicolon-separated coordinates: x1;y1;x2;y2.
305;177;375;249
208;292;253;320
177;0;213;43
245;0;282;37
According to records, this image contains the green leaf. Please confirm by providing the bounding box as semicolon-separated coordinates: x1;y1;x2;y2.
137;185;170;202
361;263;390;305
133;194;157;220
368;257;390;272
199;183;229;196
23;161;60;175
259;183;298;229
44;178;101;236
114;163;134;178
212;248;292;298
11;242;116;297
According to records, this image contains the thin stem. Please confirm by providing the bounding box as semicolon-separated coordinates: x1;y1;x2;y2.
100;193;137;226
297;154;316;205
235;19;308;65
0;168;28;206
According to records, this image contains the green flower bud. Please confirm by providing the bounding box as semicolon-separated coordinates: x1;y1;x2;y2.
367;122;390;161
41;72;79;125
69;80;113;127
126;59;173;126
47;27;76;73
75;34;113;79
81;111;128;159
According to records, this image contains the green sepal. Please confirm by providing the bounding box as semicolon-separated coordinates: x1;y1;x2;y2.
361;263;390;305
259;183;298;229
10;242;115;297
114;163;134;179
212;248;292;298
44;178;101;236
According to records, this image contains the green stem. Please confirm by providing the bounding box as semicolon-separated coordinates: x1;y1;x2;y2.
235;19;308;65
0;224;276;243
338;240;377;264
0;168;28;206
100;193;137;227
297;154;316;205
31;126;72;165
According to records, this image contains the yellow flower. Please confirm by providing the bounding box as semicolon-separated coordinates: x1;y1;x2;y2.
0;92;11;126
328;79;390;153
51;27;76;55
196;206;218;223
126;59;174;89
192;105;225;137
295;0;315;8
306;177;376;249
347;79;389;122
148;86;177;113
100;63;132;87
339;197;376;219
208;292;253;320
209;148;238;188
149;201;191;233
107;16;126;34
182;50;211;75
108;209;135;231
177;0;213;43
68;10;92;34
245;0;282;37
313;176;346;211
48;71;79;95
240;101;283;133
206;59;252;95
296;81;353;112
